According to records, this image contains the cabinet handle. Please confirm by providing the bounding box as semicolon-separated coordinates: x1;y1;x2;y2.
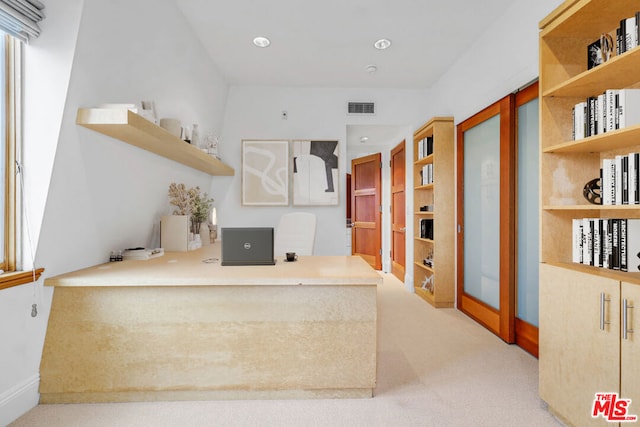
600;292;611;331
623;299;635;340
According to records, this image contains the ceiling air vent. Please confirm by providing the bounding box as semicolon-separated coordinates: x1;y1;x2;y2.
348;102;375;115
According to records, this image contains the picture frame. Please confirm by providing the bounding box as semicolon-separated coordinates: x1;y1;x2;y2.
292;140;339;206
242;140;289;206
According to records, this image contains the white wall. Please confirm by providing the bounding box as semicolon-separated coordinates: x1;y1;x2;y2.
430;0;560;124
0;1;83;424
218;86;428;259
1;0;230;424
1;0;565;423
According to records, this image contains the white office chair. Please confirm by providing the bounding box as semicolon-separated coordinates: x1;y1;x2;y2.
274;212;317;256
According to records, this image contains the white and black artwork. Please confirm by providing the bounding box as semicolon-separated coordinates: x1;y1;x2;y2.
292;140;339;206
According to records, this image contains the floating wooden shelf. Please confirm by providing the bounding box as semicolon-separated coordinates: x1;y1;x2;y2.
76;108;234;176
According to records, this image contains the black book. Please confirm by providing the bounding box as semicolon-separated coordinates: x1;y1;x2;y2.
588;97;597;136
612;219;620;270
620;18;627;53
621;219;628;271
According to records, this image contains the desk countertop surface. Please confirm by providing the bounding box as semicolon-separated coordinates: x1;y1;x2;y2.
45;243;382;287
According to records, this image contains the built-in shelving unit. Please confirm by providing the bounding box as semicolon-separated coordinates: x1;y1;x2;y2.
76;108;234;176
412;117;454;308
539;1;640;425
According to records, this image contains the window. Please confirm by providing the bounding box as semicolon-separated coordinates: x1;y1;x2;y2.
0;33;43;290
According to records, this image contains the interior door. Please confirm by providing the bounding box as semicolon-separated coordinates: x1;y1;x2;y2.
391;141;406;281
457;94;516;343
351;153;382;270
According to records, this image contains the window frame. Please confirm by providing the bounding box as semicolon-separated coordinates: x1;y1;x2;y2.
0;34;43;290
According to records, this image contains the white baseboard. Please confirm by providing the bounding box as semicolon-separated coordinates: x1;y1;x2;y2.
0;375;40;426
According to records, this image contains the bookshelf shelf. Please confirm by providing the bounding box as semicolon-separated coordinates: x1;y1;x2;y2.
543;204;640;211
543;123;640;153
414;154;434;167
539;2;640;425
545;261;640;285
543;46;640;98
412;117;454;308
76;108;235;176
414;237;434;244
414;183;434;191
414;262;434;274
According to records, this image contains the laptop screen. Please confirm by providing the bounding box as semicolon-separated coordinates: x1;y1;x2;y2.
221;227;276;266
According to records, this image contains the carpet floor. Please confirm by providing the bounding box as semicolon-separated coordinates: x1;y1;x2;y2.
11;273;564;427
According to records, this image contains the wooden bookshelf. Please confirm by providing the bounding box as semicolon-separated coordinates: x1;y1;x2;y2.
538;1;640;425
76;108;234;176
412;117;454;308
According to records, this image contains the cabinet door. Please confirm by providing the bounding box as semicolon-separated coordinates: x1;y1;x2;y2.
622;282;640;408
540;264;620;426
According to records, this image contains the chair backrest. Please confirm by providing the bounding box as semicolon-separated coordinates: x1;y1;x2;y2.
274;212;317;256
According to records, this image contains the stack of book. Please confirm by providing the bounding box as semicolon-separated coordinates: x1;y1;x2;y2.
616;12;640;55
572;218;640;272
419;218;433;240
420;164;433;185
122;247;164;260
588;12;640;70
601;153;640;205
417;136;433;159
572;88;640;140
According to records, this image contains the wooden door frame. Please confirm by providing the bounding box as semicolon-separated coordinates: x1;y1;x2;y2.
390;140;406;282
514;81;540;357
351;153;382;270
456;94;516;343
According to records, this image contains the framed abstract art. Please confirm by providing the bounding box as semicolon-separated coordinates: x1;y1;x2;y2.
291;140;339;206
242;140;289;206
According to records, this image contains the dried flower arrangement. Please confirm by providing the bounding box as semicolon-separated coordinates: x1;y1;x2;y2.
168;183;214;233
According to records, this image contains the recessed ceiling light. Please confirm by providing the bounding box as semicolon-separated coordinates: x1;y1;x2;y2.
366;65;378;73
253;36;271;48
374;38;391;50
360;136;369;143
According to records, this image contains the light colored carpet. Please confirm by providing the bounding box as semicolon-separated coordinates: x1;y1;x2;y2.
11;273;564;427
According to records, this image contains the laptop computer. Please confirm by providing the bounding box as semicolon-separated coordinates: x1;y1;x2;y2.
221;227;276;266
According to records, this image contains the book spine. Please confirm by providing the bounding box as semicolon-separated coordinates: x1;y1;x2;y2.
623;155;629;205
616;155;624;205
573;219;583;263
627;219;640;272
594;218;602;267
626;16;637;51
602;219;611;268
602;159;611;205
606;90;618;132
588;97;596;137
633;153;640;204
621;18;627;53
612;219;620;270
597;93;606;135
621;218;628;271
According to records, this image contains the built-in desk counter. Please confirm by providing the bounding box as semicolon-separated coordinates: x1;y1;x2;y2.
40;244;381;403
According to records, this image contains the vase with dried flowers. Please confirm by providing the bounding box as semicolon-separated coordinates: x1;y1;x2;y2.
168;183;214;236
